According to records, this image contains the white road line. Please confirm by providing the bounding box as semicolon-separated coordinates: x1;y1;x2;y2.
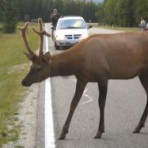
45;24;55;148
71;78;93;105
83;89;93;105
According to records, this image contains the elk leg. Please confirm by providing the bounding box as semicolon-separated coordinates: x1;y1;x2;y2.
133;74;148;133
58;80;87;140
94;79;108;139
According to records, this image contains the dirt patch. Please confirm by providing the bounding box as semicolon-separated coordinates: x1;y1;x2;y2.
2;84;38;148
8;63;29;74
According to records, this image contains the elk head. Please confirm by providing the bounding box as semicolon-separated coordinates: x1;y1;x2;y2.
19;18;51;86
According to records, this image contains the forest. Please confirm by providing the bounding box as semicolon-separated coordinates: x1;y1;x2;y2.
102;0;148;27
0;0;148;32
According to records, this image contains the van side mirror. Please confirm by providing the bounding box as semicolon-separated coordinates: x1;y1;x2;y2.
51;26;55;30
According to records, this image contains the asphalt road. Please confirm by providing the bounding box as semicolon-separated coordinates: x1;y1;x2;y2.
37;24;148;148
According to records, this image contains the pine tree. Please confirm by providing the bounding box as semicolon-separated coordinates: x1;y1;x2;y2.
0;0;4;21
3;0;20;33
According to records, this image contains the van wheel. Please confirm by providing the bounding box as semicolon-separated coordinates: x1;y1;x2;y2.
54;42;60;50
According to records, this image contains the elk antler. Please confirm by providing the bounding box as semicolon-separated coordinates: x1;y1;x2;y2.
19;18;51;61
37;18;51;37
32;18;51;60
18;22;36;59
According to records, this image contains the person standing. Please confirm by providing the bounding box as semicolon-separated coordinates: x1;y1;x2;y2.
50;8;61;28
140;17;146;31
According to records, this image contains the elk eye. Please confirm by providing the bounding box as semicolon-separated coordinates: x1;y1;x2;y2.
36;66;41;71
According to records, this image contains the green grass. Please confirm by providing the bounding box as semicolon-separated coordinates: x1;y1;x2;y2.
101;25;140;32
90;23;141;32
0;22;38;146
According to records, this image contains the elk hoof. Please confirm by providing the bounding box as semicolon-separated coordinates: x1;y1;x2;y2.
58;135;66;140
133;128;141;133
94;133;102;139
133;125;144;133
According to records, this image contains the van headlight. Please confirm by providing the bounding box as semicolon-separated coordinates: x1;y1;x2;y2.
81;33;89;39
55;32;65;40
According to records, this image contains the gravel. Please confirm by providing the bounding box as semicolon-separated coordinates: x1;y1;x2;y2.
2;84;39;148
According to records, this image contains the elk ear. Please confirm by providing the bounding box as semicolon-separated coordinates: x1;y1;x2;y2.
44;52;51;63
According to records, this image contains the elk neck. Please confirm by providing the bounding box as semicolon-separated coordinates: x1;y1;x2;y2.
48;49;82;77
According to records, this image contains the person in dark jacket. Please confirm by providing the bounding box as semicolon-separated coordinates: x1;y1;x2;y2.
50;8;61;28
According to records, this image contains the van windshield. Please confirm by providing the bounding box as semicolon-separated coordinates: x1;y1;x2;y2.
56;19;87;29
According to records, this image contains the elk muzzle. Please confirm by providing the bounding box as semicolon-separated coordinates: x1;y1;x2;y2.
22;78;32;87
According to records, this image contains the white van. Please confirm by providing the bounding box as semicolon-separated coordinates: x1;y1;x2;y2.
53;16;91;49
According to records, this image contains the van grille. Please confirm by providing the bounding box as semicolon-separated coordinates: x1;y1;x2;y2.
65;34;81;39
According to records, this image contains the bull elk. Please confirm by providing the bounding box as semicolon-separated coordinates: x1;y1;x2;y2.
19;18;148;140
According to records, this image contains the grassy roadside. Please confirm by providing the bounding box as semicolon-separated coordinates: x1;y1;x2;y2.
89;23;141;32
0;22;38;146
100;25;140;32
